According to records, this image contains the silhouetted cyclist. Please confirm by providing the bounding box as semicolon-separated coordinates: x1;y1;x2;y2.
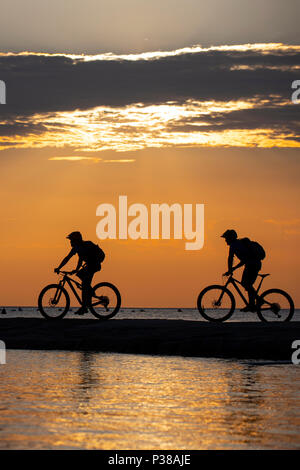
221;229;265;312
54;232;104;315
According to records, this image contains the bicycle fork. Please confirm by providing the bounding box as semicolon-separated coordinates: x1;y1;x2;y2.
215;289;227;306
52;280;65;305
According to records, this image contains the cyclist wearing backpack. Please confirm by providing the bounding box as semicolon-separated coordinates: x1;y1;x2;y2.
221;229;265;312
54;231;105;315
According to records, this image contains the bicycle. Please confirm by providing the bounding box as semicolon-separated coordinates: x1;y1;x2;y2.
197;272;294;322
38;270;121;320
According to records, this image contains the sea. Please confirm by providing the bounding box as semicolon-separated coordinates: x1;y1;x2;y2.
0;307;299;450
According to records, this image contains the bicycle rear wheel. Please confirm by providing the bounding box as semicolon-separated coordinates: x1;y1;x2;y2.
38;284;70;319
90;282;121;320
256;288;294;322
197;285;235;322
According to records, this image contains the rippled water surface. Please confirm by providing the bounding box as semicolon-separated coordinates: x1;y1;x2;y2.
0;350;299;449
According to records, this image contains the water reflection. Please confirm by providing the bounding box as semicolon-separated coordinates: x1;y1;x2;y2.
0;351;299;449
221;365;265;447
76;352;100;401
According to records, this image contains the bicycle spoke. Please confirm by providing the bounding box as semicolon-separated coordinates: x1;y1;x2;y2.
257;289;294;322
197;285;235;322
38;284;70;319
90;283;121;319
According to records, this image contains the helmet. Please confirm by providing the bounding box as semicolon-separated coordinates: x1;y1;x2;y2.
66;231;82;242
221;229;237;240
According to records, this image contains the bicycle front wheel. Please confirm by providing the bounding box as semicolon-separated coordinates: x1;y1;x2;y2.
38;284;70;319
197;285;235;322
90;282;121;320
257;289;294;322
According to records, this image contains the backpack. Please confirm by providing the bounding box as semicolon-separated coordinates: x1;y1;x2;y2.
239;238;266;261
85;241;105;264
94;243;105;263
250;241;266;260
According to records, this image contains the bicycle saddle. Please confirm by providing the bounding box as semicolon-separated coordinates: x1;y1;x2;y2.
258;273;270;278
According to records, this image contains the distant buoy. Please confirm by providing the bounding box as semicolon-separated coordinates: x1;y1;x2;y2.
1;308;7;315
178;308;182;312
18;307;22;311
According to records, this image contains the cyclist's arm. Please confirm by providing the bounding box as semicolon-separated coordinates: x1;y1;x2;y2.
232;260;245;271
74;256;83;273
55;249;75;271
224;247;244;275
227;246;234;272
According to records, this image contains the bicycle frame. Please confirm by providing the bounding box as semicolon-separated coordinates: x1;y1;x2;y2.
55;274;83;305
54;273;105;308
222;274;266;306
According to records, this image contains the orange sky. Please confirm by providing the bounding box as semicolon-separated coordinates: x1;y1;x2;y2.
0;42;299;308
0;145;299;307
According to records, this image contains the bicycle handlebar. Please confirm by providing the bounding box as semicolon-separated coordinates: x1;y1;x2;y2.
56;270;74;275
56;263;87;275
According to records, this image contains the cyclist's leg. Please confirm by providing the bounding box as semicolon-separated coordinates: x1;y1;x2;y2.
241;261;261;309
81;264;101;309
73;267;93;313
82;271;94;309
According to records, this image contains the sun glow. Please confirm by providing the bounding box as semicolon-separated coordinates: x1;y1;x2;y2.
0;43;299;62
2;98;298;153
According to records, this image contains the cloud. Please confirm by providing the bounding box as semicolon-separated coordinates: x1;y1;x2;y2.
49;156;102;162
102;159;136;163
48;156;135;163
264;219;300;237
0;43;300;151
264;219;300;226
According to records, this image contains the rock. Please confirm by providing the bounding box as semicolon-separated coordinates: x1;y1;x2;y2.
0;318;299;360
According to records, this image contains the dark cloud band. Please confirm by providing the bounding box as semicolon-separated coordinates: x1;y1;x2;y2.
0;45;299;149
